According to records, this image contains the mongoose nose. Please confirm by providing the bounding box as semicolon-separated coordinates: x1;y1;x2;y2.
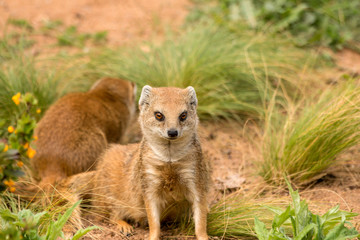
167;129;178;138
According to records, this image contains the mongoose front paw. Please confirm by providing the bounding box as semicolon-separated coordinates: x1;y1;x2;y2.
116;220;134;236
197;234;209;240
146;232;160;240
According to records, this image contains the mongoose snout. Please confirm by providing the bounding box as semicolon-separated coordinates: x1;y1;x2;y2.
167;128;179;138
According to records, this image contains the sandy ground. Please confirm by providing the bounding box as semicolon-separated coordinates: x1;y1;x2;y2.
0;0;190;46
1;0;360;239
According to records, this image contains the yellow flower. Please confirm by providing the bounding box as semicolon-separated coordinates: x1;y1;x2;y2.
4;179;14;187
3;144;8;152
8;126;14;133
17;161;24;167
9;187;16;193
33;136;38;141
23;142;29;149
26;147;36;159
36;108;41;114
12;92;21;105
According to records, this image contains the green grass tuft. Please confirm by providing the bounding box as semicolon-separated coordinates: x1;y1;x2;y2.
260;81;360;185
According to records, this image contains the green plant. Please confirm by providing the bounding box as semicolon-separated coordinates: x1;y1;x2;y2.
57;26;91;47
254;180;359;240
57;26;108;47
0;92;40;193
0;201;97;240
188;0;360;49
260;81;360;185
41;20;63;31
7;19;34;32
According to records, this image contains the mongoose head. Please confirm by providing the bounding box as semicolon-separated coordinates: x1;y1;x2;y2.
138;85;198;142
90;77;137;117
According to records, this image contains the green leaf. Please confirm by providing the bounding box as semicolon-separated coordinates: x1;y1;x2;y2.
254;216;270;240
290;216;297;236
294;223;315;240
72;226;99;240
272;206;291;228
285;179;300;215
324;222;359;240
45;201;81;240
0;209;19;222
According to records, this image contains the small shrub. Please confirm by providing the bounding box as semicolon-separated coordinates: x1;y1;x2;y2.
254;180;359;240
57;26;91;47
57;26;108;47
0;93;40;193
7;19;34;31
188;0;360;49
0;201;98;240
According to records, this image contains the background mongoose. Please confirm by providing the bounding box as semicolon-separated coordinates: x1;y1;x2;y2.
87;85;211;240
32;77;136;188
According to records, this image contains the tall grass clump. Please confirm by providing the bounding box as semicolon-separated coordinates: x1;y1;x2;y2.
0;57;59;121
0;45;93;123
260;82;360;185
86;25;311;119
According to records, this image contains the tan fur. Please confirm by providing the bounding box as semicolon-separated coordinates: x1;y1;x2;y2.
88;86;211;240
32;77;137;188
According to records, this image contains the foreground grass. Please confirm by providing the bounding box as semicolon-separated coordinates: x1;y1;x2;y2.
0;192;96;239
181;183;358;238
260;81;360;185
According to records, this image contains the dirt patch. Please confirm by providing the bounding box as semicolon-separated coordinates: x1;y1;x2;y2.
336;49;360;75
0;0;190;46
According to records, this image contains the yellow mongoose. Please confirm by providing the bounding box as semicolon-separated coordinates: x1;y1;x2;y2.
32;77;136;188
89;85;211;240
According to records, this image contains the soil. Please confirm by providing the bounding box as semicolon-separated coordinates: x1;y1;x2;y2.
1;0;360;239
0;0;190;46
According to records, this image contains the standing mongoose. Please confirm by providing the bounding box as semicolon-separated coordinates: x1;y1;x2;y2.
89;85;211;240
32;77;137;188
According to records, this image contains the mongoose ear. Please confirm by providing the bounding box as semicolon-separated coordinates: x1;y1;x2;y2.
90;78;104;90
186;86;198;108
139;85;152;108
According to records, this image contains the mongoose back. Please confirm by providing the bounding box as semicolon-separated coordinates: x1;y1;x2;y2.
92;85;211;240
32;77;137;188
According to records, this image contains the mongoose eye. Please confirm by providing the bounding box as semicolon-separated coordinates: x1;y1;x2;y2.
179;111;187;121
154;112;165;121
